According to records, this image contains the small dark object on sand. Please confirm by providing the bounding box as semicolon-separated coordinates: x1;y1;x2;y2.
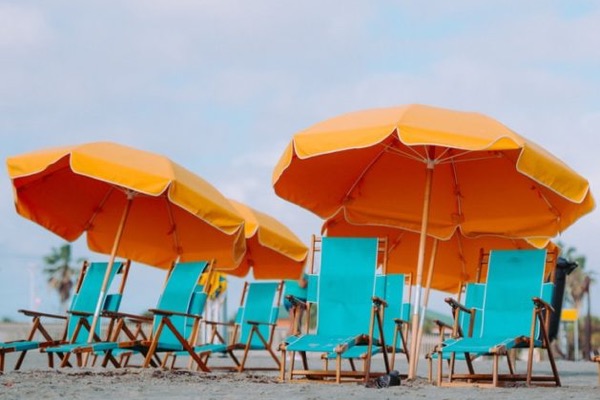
365;370;400;388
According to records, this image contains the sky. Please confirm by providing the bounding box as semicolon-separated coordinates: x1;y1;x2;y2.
0;1;598;321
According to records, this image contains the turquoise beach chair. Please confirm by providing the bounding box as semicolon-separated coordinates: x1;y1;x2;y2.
0;260;129;371
279;236;384;384
436;249;560;387
41;260;130;367
426;281;485;381
323;273;412;375
429;274;556;382
69;261;211;371
191;280;283;372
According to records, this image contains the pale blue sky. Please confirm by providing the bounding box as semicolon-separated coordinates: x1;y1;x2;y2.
0;1;598;320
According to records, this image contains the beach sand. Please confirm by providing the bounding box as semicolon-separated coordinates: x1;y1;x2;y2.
0;350;598;399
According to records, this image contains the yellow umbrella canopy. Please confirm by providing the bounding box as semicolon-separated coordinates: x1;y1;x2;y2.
273;104;594;378
274;104;594;239
7;141;247;269
323;211;555;293
223;199;308;279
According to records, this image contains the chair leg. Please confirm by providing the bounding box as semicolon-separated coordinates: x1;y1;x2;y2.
465;353;475;376
279;348;287;381
288;351;295;381
14;351;28;370
60;352;72;368
349;359;356;371
436;351;443;385
427;356;432;382
506;353;515;375
492;355;499;387
545;344;561;386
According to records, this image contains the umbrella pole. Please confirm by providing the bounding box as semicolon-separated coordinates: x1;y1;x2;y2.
415;238;438;374
408;161;434;380
86;194;133;346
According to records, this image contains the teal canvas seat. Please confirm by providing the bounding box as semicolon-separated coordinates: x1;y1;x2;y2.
426;281;485;381
279;236;383;384
0;260;129;371
190;280;283;372
42;260;129;367
323;273;411;374
437;249;560;387
68;261;211;371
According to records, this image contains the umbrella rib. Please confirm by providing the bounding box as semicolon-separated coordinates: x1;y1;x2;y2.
165;196;182;258
341;146;388;203
384;144;428;164
436;151;502;165
84;187;115;231
455;233;468;279
450;159;464;224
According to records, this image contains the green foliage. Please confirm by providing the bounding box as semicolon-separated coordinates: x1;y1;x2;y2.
43;243;84;309
557;241;594;309
557;241;595;359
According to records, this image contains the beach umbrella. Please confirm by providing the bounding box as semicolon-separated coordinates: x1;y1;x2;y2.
272;104;595;378
223;199;308;279
7;141;247;341
323;210;554;293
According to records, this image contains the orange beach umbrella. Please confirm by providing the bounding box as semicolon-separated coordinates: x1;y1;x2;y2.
273;104;594;378
224;199;308;279
7;141;247;340
323;210;554;293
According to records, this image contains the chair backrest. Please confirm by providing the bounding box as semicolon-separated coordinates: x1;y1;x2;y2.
374;273;410;343
311;237;379;337
479;249;547;339
235;281;281;348
67;261;125;343
457;282;485;337
283;278;307;300
152;261;209;344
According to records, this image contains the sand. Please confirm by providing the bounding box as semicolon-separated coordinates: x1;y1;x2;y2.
0;350;598;400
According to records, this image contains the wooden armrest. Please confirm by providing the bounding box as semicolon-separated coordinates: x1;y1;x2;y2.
246;319;275;327
148;308;201;319
372;296;388;307
67;310;94;317
533;297;555;313
433;319;453;331
285;295;307;309
444;297;471;314
102;311;152;322
393;318;410;326
18;309;67;320
203;320;233;327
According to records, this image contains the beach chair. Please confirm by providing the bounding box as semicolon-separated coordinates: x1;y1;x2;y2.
279;236;385;384
427;248;558;382
436;249;560;387
189;280;283;372
69;261;212;371
282;277;308;336
322;273;412;376
41;260;130;367
0;260;129;371
425;281;485;381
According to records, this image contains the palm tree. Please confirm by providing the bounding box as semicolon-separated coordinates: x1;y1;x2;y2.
43;243;81;310
559;242;594;360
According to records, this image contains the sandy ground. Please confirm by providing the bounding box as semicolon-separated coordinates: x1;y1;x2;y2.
0;349;598;400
